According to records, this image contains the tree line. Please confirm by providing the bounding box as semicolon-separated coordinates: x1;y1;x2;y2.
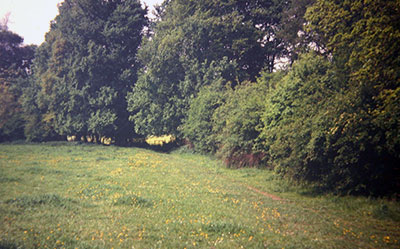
1;0;399;196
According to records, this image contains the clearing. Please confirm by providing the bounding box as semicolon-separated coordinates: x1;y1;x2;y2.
0;143;399;248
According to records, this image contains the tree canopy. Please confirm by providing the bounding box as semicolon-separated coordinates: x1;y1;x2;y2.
24;0;147;143
0;25;36;141
127;0;297;137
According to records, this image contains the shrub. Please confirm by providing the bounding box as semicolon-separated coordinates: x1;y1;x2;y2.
213;72;284;167
182;81;226;153
261;53;340;178
261;52;400;196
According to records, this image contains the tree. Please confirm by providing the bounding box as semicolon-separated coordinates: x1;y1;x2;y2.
28;0;147;143
304;0;400;195
128;0;290;137
0;25;36;141
277;0;315;63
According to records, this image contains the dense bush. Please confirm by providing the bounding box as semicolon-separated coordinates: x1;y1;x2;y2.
261;53;341;180
181;58;239;153
260;53;399;196
183;69;283;166
301;0;400;195
213;72;283;168
182;82;225;153
324;95;400;196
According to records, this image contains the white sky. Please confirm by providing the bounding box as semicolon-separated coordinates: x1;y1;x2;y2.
0;0;163;45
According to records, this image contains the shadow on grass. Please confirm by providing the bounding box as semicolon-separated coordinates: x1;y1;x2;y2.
133;141;181;153
0;241;19;249
0;176;20;183
298;186;400;222
4;194;77;210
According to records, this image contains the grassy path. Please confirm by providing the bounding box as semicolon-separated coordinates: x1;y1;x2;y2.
0;143;399;248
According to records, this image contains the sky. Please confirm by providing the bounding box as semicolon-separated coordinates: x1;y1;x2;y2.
0;0;163;45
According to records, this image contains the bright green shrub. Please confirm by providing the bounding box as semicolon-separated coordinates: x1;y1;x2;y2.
181;78;226;153
261;53;342;187
212;72;284;167
181;58;240;152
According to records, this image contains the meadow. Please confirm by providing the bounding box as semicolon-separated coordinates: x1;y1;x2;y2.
0;142;399;249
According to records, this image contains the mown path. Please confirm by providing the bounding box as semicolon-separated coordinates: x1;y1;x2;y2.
0;143;399;248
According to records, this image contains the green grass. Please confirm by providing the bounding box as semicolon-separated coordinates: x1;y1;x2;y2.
0;142;399;249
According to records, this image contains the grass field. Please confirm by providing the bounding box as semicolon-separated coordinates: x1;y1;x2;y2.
0;142;399;249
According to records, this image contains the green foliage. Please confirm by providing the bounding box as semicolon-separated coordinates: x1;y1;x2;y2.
181;77;226;153
278;0;316;63
0;28;35;80
87;86;118;137
0;83;25;140
182;67;284;167
261;53;339;177
0;28;36;141
213;73;283;167
303;0;400;195
180;58;240;152
21;75;61;142
26;0;147;144
321;91;399;195
127;0;290;137
260;51;399;196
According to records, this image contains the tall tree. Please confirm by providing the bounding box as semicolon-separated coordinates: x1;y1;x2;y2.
0;25;36;141
277;0;315;63
27;0;147;143
293;0;400;195
127;0;289;137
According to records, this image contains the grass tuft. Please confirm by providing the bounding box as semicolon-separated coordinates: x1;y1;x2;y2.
4;194;75;209
372;204;400;222
112;195;153;207
96;157;109;161
202;222;244;235
0;176;20;183
22;167;45;174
